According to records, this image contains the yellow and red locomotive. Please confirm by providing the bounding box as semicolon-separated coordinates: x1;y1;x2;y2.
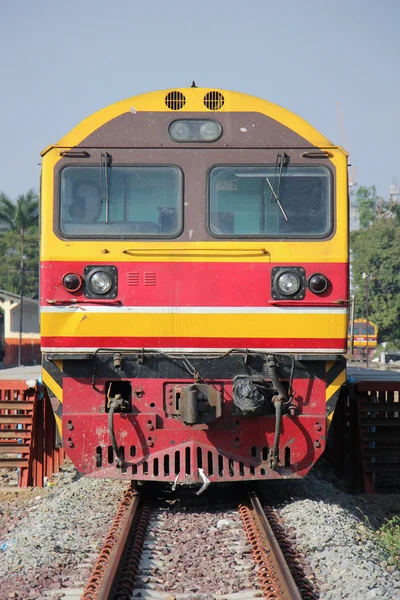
40;87;348;486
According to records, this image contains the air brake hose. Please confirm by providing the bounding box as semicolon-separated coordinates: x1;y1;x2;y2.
266;355;288;470
108;395;125;469
270;398;282;470
266;355;288;403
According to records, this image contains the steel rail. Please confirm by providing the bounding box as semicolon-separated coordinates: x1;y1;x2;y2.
82;484;141;600
246;491;302;600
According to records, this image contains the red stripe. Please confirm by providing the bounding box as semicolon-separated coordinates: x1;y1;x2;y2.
41;336;347;350
40;261;348;307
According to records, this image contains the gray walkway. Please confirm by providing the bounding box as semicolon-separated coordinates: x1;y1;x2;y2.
0;365;42;381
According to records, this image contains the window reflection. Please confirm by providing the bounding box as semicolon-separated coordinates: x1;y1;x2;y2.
209;166;331;237
60;166;182;237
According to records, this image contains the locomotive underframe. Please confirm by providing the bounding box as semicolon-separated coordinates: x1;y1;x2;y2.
45;353;345;484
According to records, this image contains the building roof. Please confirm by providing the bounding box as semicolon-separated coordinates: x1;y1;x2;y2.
0;289;39;306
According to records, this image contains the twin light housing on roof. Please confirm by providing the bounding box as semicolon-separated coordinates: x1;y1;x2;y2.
168;119;222;142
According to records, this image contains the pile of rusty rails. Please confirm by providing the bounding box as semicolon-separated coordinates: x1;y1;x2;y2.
0;380;64;487
82;485;315;600
327;367;400;493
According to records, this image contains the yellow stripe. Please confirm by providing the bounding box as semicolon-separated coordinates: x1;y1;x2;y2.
327;412;335;426
326;368;346;430
54;414;62;435
53;359;63;372
41;312;347;339
42;369;63;403
326;370;346;400
325;360;335;373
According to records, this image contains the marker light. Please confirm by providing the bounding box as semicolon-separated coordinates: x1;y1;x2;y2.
308;273;329;294
62;273;82;292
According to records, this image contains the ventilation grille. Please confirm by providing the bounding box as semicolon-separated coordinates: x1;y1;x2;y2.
165;91;186;110
96;444;291;480
204;91;225;110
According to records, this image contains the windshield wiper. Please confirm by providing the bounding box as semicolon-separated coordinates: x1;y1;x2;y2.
266;152;288;221
100;152;111;223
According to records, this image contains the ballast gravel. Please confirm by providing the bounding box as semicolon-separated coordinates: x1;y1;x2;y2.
0;464;126;599
133;508;259;597
268;468;400;600
0;461;399;599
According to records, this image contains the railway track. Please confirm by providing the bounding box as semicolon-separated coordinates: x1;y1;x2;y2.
81;484;316;600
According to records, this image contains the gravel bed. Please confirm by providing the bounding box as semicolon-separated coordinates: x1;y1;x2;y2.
265;466;400;600
133;506;259;597
0;460;399;599
0;462;126;599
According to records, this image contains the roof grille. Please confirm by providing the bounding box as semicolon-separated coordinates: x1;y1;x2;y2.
165;91;186;110
204;91;225;110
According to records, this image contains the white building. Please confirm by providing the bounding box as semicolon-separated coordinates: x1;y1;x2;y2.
0;290;40;366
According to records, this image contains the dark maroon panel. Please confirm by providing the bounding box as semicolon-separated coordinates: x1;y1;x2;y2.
76;112;314;149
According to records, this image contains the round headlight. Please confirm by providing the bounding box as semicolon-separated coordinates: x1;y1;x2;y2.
169;121;190;141
308;273;329;294
88;270;112;295
62;273;82;293
276;272;301;296
199;120;222;141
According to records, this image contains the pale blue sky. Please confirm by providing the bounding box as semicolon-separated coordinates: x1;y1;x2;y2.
0;0;398;199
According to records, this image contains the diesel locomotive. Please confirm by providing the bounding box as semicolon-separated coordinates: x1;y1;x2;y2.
40;87;348;487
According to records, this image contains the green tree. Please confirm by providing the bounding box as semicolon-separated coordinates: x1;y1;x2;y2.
354;185;377;229
351;208;400;346
0;189;39;298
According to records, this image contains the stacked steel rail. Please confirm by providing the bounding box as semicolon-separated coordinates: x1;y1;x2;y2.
328;369;400;493
0;381;64;487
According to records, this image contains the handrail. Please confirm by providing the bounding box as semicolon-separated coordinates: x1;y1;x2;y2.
123;247;269;256
46;299;122;306
269;299;349;307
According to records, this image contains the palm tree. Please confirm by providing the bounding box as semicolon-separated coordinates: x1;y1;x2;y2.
0;189;39;234
0;189;39;298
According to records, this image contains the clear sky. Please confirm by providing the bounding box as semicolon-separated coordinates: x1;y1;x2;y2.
0;0;398;199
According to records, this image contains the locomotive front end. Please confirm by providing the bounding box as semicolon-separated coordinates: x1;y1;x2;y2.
40;88;348;485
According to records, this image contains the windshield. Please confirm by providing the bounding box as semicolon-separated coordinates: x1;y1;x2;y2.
350;322;376;335
209;165;332;237
60;166;182;237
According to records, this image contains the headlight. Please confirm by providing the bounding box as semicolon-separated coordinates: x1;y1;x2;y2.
169;121;190;141
84;266;118;299
88;270;112;294
271;267;306;300
199;120;222;141
276;272;301;296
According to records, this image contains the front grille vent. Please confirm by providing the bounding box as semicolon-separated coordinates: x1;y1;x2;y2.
204;91;225;110
127;272;139;286
165;91;186;110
